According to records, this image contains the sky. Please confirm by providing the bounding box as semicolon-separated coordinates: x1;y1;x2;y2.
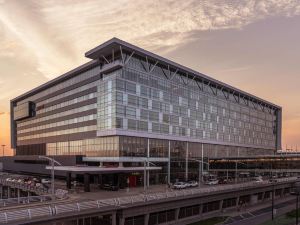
0;0;300;155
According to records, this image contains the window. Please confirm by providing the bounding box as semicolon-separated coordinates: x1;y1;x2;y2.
128;95;137;106
128;119;137;130
152;123;160;132
139;97;148;108
126;82;136;94
140;109;148;120
149;111;159;121
138;121;148;131
125;107;136;118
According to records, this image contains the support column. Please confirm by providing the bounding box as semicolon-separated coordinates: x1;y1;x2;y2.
147;138;150;188
168;140;171;185
185;142;188;181
84;173;90;192
199;204;203;217
66;172;72;190
219;200;224;211
201;144;204;182
7;187;11;199
280;188;284;197
175;208;180;221
99;174;103;187
144;213;149;225
262;192;266;201
0;185;2;199
119;217;125;225
94;174;99;185
236;196;240;207
17;189;20;203
112;212;116;225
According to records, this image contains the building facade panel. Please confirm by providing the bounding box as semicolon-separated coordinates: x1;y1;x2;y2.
11;38;281;160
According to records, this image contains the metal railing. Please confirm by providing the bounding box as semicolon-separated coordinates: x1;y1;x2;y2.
0;195;52;207
0;178;49;195
0;177;296;224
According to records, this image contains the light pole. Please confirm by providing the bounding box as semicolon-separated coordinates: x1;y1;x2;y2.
188;158;209;188
271;180;275;220
235;161;247;184
1;145;5;157
39;156;62;200
143;160;158;193
291;181;300;225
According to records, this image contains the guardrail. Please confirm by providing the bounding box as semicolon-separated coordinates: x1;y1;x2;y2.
0;177;296;224
0;178;49;196
0;195;52;208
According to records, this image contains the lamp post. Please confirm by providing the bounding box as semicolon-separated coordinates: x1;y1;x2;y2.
271;180;276;220
235;161;247;184
39;156;62;200
143;160;157;193
188;158;209;188
1;145;5;157
291;181;300;225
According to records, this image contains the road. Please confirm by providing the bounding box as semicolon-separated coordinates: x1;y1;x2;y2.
223;197;297;225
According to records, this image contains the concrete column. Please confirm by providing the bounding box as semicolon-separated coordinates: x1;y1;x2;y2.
250;194;258;205
262;192;266;201
94;174;99;185
236;196;240;207
185;142;188;181
119;217;125;225
219;200;224;211
99;174;103;186
66;172;72;189
119;162;124;167
144;213;149;225
84;173;90;192
175;208;180;220
112;212;116;225
199;204;203;216
147;138;150;188
7;187;11;199
168;141;171;185
280;188;284;197
17;189;20;203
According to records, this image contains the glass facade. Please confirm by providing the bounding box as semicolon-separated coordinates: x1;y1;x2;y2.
12;47;279;159
97;54;277;150
15;67;99;149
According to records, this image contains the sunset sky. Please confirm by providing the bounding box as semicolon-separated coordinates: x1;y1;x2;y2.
0;0;300;155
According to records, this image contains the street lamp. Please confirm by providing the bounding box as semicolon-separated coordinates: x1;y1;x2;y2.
269;179;278;220
235;161;247;184
1;145;5;157
39;156;62;200
291;181;300;225
143;160;157;193
188;158;209;188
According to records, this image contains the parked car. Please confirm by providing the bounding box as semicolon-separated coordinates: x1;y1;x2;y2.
252;176;263;182
101;183;119;191
41;178;51;184
218;178;229;184
205;179;219;185
173;182;188;189
72;181;83;187
186;181;198;187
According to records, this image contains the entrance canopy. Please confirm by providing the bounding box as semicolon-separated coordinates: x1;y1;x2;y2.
45;166;162;174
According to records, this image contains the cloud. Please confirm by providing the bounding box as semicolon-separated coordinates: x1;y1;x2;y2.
0;0;299;81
